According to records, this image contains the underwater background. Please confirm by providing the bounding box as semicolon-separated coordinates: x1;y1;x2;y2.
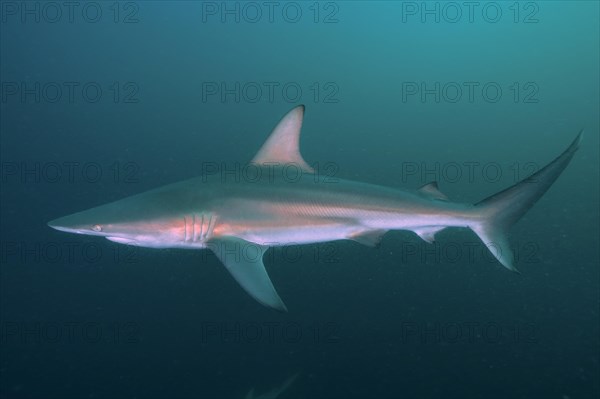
1;1;598;398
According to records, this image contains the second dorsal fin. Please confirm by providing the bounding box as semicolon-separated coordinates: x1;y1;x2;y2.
418;181;448;201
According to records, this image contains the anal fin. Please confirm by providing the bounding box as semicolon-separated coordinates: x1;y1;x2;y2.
414;226;445;244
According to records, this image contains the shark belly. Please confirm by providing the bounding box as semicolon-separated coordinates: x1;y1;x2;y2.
212;203;362;245
223;220;361;246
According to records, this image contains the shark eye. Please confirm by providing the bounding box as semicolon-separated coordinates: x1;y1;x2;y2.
92;224;102;232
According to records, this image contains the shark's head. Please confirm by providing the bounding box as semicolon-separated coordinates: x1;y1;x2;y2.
48;188;195;247
48;211;112;236
48;207;140;246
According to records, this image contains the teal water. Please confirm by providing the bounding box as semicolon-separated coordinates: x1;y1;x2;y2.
1;2;598;398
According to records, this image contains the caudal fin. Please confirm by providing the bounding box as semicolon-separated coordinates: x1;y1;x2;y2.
471;131;583;272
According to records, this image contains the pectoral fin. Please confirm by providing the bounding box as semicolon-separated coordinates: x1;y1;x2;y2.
208;238;287;312
244;388;255;399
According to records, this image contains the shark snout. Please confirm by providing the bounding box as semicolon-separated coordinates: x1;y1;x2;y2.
47;213;103;235
47;216;81;233
47;218;65;231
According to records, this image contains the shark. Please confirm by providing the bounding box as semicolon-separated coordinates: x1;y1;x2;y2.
244;373;299;399
48;105;582;311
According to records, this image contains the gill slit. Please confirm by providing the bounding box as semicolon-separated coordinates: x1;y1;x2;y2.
183;216;188;242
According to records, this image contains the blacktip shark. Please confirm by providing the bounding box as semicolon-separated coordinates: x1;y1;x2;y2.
48;105;582;311
244;373;299;399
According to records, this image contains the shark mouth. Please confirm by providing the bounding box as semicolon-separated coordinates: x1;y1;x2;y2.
106;236;139;245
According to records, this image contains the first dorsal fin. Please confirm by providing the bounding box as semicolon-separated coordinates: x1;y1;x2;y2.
251;105;314;173
417;181;448;201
